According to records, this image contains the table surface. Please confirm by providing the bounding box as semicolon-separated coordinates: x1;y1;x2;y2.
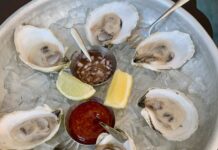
0;0;213;37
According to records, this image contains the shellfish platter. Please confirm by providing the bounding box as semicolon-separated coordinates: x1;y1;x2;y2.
0;0;218;150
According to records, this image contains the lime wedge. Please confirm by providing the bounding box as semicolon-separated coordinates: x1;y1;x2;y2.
56;71;96;101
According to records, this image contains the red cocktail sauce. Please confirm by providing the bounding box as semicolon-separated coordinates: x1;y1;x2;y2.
67;100;115;145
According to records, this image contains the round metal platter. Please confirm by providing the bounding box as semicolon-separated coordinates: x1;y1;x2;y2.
0;0;218;149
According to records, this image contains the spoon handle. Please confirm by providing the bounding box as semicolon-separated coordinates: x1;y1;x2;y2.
148;0;190;34
99;121;128;143
71;28;92;62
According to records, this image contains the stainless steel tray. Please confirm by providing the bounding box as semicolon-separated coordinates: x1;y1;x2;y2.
0;0;218;149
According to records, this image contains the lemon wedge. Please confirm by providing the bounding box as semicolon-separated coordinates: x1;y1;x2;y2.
105;69;133;108
56;71;96;101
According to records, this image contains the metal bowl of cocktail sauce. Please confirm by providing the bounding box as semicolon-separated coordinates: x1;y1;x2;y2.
70;46;117;86
65;97;115;145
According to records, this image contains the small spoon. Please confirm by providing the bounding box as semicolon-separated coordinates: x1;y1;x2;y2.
146;0;190;35
70;27;92;62
96;117;128;143
129;0;190;47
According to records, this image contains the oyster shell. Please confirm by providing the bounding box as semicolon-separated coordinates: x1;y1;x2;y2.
96;132;136;150
139;88;198;141
85;2;139;46
132;31;195;71
14;25;68;73
0;105;62;149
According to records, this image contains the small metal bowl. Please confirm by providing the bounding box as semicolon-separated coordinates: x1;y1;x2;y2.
70;46;117;86
64;97;115;146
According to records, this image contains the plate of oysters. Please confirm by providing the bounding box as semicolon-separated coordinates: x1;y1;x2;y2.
0;0;218;150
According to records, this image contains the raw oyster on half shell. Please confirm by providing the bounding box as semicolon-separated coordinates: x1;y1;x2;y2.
138;88;198;141
96;132;136;150
14;25;68;73
132;31;195;71
85;2;139;46
0;105;62;149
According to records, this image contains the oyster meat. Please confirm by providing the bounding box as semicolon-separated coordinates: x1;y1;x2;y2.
132;31;195;71
139;88;199;141
85;2;139;46
0;105;62;149
96;132;136;150
14;25;67;73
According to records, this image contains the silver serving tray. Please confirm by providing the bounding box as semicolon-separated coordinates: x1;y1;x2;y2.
0;0;218;149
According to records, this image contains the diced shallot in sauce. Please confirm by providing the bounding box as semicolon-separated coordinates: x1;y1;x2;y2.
73;50;114;85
